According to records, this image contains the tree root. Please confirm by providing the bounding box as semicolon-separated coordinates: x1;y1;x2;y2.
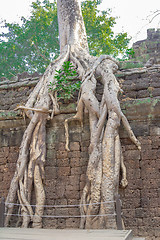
5;44;140;229
64;50;141;229
5;46;70;228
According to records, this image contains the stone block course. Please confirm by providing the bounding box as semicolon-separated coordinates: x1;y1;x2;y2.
0;67;160;239
69;142;80;151
57;166;71;176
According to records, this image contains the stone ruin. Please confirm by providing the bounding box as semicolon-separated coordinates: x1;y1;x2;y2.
0;29;160;239
133;28;160;66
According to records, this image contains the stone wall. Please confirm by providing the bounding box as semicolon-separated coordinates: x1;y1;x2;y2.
119;99;160;240
0;66;160;239
132;28;160;65
0;72;40;110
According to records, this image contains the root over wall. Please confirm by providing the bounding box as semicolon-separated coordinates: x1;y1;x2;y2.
0;66;160;239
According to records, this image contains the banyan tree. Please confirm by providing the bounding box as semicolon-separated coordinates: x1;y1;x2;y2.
5;0;141;229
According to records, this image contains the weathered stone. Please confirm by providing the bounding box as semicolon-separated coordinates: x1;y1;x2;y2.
124;150;140;160
141;149;157;160
69;142;80;151
150;126;160;136
68;151;81;158
56;151;68;159
65;190;80;199
57;158;70;167
45;167;57;179
66;218;80;228
56;142;66;151
70;158;80;167
71;167;83;175
57;167;71;176
0;60;160;238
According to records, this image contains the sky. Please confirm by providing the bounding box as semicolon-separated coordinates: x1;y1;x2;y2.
101;0;160;45
0;0;160;46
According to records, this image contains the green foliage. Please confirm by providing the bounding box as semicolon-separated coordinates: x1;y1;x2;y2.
0;0;131;79
119;60;144;69
125;48;135;59
81;0;130;57
49;61;80;100
0;0;58;79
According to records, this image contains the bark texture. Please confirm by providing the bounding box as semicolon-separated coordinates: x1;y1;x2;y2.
5;49;70;227
5;0;140;229
57;0;88;52
65;55;141;229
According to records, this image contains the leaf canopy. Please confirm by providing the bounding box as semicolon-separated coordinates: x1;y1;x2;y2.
0;0;131;79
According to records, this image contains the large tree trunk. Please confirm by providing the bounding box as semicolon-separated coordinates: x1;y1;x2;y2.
57;0;88;52
5;0;140;229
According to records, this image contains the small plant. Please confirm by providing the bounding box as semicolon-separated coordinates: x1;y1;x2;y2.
147;87;154;98
119;61;144;70
125;48;135;59
49;61;80;100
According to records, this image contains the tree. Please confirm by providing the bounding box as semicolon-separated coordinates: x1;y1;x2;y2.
5;0;141;229
0;0;58;79
0;0;131;79
81;0;130;57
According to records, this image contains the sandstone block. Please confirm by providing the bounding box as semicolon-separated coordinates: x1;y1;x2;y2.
151;136;160;148
81;141;90;147
68;207;80;216
150;126;160;136
122;198;141;209
135;208;148;218
65;190;80;199
57;158;70;167
71;167;82;175
68;151;81;158
69;132;81;142
55;199;67;206
67;199;79;205
66;218;80;228
126;168;141;179
57;218;66;229
70;158;80;167
141;149;157;160
43;219;58;228
47;149;56;159
68;175;80;185
8;152;18;162
57;167;70;176
67;184;80;191
124;189;141;198
55;208;69;216
56;151;68;159
142;178;159;189
141;167;159;179
45;166;57;179
81;146;88;152
56;142;65;151
69;142;80;151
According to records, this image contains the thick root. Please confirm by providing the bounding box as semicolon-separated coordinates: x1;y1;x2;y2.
6;45;140;230
5;46;70;228
76;54;140;229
